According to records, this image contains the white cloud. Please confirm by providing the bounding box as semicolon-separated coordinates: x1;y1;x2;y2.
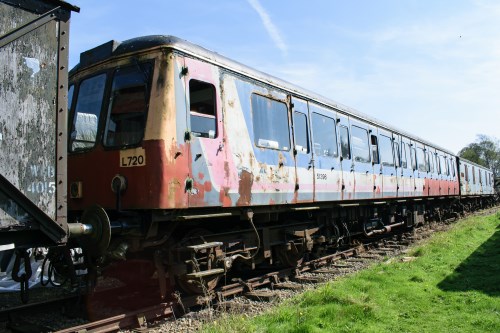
246;0;287;56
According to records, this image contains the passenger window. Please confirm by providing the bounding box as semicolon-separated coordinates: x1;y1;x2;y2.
438;156;446;175
464;165;469;181
293;111;309;154
252;94;290;150
472;166;476;183
339;125;350;159
394;142;401;167
311;113;337;157
427;152;432;173
71;73;107;151
379;135;394;167
370;134;379;164
190;80;217;138
410;147;417;170
428;152;434;173
401;143;408;169
351;126;370;163
104;63;153;147
416;147;426;172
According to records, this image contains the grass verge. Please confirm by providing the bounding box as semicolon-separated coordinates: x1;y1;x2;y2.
202;211;500;333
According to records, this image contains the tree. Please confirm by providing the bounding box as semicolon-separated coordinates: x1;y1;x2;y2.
458;135;500;176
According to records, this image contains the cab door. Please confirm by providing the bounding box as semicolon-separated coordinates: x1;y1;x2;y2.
291;97;314;202
182;57;226;207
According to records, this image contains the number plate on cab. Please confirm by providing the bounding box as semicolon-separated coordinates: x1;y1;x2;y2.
120;148;146;167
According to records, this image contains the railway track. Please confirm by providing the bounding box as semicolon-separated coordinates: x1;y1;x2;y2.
1;207;496;333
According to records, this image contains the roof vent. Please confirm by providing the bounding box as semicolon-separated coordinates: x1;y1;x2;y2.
80;40;121;67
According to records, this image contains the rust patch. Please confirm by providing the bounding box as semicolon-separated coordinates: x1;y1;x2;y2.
203;180;212;192
224;161;230;179
198;172;205;180
219;186;232;206
236;170;253;206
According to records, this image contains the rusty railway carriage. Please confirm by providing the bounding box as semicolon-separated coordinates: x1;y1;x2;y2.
67;35;495;295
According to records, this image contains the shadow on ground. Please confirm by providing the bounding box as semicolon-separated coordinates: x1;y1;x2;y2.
438;227;500;297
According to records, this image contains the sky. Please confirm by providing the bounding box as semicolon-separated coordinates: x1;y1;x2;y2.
68;0;500;154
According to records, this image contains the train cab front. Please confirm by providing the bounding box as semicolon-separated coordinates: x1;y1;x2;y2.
65;37;206;317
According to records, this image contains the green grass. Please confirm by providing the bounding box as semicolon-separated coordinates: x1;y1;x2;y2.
202;211;500;333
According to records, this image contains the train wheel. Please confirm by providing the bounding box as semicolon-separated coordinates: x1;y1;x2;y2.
174;229;223;295
275;242;306;267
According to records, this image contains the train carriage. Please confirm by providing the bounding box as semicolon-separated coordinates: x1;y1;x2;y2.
66;35;495;295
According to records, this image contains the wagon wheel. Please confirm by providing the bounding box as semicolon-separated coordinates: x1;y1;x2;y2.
175;229;222;295
275;242;306;267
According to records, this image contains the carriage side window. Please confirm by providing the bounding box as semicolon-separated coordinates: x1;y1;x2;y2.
464;165;469;181
339;125;350;159
438;155;447;175
311;113;337;157
379;135;394;167
190;80;217;138
428;152;434;173
351;126;370;163
394;142;401;167
252;94;290;150
401;143;408;169
71;73;107;151
425;151;432;172
416;147;426;172
370;134;379;164
472;166;476;183
104;63;152;147
410;147;417;170
293;111;309;154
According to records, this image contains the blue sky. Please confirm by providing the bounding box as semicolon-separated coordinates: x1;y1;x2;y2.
68;0;499;154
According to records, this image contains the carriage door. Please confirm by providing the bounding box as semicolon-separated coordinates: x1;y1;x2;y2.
337;114;355;200
400;138;414;197
182;57;225;207
377;130;397;197
291;97;314;202
348;119;372;200
392;134;402;197
309;103;341;202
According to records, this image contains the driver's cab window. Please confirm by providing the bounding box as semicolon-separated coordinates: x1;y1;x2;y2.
70;73;106;151
189;80;216;138
104;63;153;147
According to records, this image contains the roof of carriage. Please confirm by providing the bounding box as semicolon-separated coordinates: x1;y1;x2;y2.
72;34;461;157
